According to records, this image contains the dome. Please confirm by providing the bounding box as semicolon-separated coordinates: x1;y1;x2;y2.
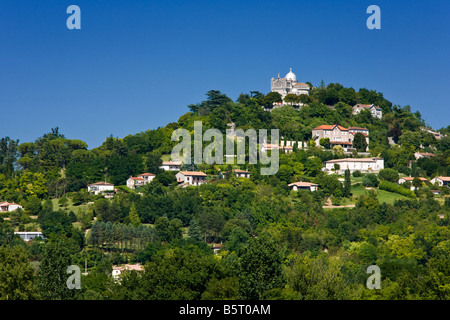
285;68;297;81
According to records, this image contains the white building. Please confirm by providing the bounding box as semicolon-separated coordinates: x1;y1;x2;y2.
126;173;156;189
235;169;251;179
0;202;23;212
112;264;144;280
271;68;310;100
176;171;207;186
288;182;318;192
352;104;383;119
87;181;115;196
15;231;44;241
160;161;182;171
398;177;428;190
324;157;384;175
414;152;435;160
431;176;450;187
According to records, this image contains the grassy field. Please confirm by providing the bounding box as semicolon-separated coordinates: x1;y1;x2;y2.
48;198;89;213
350;184;409;204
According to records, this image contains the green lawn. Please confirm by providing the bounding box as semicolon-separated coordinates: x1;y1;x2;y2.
48;198;89;213
350;184;409;204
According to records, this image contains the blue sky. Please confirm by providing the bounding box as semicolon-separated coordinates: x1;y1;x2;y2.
1;0;449;148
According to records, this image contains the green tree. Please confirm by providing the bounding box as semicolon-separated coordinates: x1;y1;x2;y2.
238;234;285;300
343;169;351;197
128;203;141;227
353;132;368;152
37;238;78;300
378;168;399;183
0;246;37;300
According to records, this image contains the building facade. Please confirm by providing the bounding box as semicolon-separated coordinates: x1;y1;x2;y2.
126;173;156;189
312;124;370;151
160;161;182;171
271;68;310;99
352;104;383;119
176;171;207;186
324;157;384;174
88;181;115;196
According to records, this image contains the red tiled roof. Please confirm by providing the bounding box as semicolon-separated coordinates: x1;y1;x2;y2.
162;161;182;166
138;173;155;176
435;176;450;182
130;177;144;181
235;169;250;173
89;181;114;186
400;177;428;181
313;124;348;131
329;141;353;145
178;171;207;177
288;182;318;187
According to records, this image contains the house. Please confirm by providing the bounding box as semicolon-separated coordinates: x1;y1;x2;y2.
352;104;382;119
160;161;182;171
398;177;429;190
87;181;115;196
14;231;44;241
288;182;319;192
414;152;435;160
235;169;250;179
312;124;366;151
324;157;384;175
431;176;450;187
431;190;442;195
423;128;446;140
126;173;156;189
176;171;207;186
0;202;23;212
112;264;144;280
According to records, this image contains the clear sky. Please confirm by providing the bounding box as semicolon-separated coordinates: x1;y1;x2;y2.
1;0;449;148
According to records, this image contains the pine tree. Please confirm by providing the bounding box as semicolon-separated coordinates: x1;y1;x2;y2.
343;169;351;198
188;218;202;242
128;203;141;227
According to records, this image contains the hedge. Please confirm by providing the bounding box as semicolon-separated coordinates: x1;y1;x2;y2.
378;180;416;198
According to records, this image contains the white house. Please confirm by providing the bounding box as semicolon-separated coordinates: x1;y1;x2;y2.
352;104;383;119
126;173;155;189
0;202;23;212
235;169;251;179
176;171;207;186
414;152;435;160
288;182;318;192
15;231;44;241
324;157;384;175
398;177;429;190
160;161;182;171
88;181;115;196
112;264;144;280
431;176;450;187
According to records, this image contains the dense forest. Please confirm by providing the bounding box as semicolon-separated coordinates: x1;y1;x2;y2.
0;82;449;300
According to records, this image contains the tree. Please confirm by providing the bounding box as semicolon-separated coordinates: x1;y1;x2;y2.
362;173;379;187
319;138;330;149
24;195;42;215
58;196;69;209
353;132;368;152
0;246;37;300
343;169;351;197
263;92;282;107
145;151;163;175
37;238;78;300
238;234;285;300
378;168;399;183
128;203;141;227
